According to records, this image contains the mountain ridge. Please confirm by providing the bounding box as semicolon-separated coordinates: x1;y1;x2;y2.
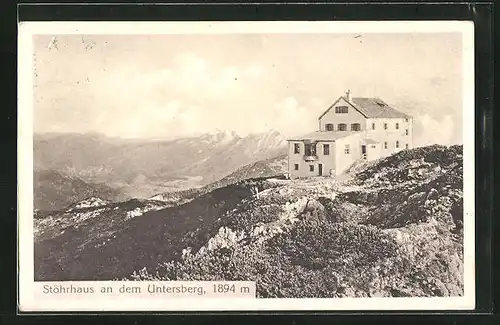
34;169;129;212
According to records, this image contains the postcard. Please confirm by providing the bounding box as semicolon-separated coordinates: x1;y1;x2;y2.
18;20;475;312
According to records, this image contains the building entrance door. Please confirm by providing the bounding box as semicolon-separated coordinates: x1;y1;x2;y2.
361;145;367;155
318;164;323;176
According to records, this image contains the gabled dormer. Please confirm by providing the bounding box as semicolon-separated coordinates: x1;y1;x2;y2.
318;90;367;132
318;90;412;132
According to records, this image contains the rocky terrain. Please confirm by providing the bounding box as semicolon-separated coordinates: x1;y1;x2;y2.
34;145;464;298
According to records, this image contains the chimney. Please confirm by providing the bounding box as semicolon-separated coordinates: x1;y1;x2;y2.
346;89;351;102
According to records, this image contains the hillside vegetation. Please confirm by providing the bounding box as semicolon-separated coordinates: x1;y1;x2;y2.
34;145;464;298
129;145;464;298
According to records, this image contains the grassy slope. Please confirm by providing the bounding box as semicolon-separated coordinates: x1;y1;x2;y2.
130;145;465;298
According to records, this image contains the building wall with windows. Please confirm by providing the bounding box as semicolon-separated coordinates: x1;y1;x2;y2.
364;117;413;156
287;140;336;178
319;98;366;132
365;142;382;161
288;93;413;178
334;132;363;175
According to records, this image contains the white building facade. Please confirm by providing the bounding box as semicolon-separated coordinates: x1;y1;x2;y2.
287;91;413;178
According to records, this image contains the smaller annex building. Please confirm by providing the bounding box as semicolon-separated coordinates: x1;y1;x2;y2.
287;90;413;178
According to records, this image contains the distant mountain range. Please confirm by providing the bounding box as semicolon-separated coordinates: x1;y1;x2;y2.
34;130;288;202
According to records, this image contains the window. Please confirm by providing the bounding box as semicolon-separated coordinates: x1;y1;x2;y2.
309;165;314;172
305;143;316;156
405;144;409;149
384;141;388;149
396;141;400;148
335;106;348;114
294;164;299;170
351;123;361;131
405;129;409;136
323;144;330;155
384;123;388;130
396;123;399;130
325;123;334;131
338;123;347;131
371;145;376;149
294;143;300;154
344;144;350;154
405;118;409;122
372;123;376;130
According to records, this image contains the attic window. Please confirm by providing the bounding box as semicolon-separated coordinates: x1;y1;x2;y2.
325;123;334;131
335;106;348;114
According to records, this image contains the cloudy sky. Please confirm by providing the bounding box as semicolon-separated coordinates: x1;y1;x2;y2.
33;32;464;146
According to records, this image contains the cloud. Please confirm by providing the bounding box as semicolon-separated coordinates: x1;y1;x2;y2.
174;52;209;78
99;100;203;138
133;53;266;101
244;63;265;78
413;114;455;147
270;97;318;137
33;34;463;140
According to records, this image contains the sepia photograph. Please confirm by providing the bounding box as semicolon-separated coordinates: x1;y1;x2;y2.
18;21;475;311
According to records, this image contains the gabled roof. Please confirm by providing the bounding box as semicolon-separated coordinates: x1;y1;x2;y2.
287;131;359;142
350;97;410;119
318;96;363;120
318;96;410;120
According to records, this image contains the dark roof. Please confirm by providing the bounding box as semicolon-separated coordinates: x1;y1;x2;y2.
318;96;410;120
350;97;410;119
287;131;359;142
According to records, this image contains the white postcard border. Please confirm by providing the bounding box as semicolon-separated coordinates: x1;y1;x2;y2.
18;20;475;312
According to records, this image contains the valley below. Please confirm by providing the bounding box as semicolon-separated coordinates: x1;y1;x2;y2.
34;130;287;201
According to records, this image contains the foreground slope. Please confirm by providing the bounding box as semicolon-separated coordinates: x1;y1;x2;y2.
130;145;465;298
35;145;464;298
